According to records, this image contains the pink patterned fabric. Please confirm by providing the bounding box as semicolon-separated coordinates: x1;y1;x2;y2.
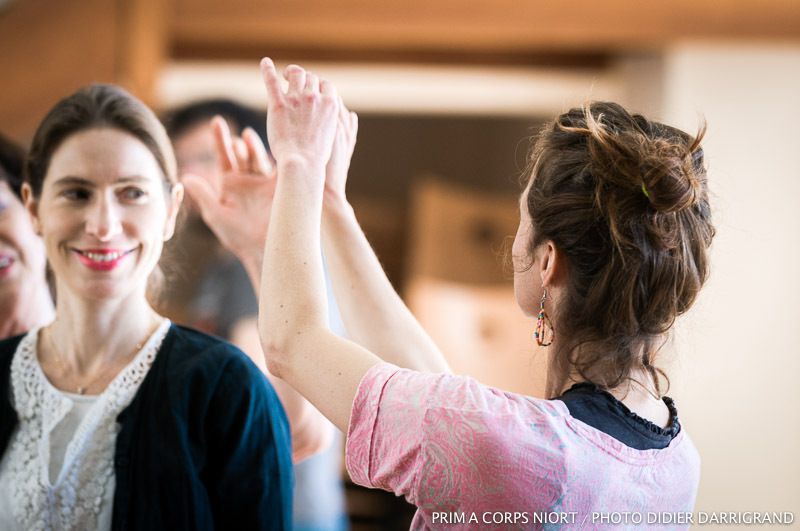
346;363;700;530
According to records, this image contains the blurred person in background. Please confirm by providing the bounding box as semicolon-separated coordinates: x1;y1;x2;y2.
0;134;55;338
169;100;348;531
197;59;713;529
0;85;293;530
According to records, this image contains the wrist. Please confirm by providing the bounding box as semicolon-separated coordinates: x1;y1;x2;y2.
322;192;354;219
277;154;326;177
323;187;350;210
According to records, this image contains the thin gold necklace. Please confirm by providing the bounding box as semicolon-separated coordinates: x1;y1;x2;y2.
45;324;155;395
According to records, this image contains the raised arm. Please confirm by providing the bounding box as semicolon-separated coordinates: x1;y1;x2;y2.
321;102;450;374
258;59;382;432
182;117;274;291
183;117;333;461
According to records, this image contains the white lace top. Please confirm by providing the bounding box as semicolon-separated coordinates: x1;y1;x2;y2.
0;320;171;531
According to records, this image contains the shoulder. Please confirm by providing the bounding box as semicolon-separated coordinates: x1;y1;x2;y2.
158;324;259;375
153;324;277;405
347;363;569;501
356;362;564;419
350;363;568;461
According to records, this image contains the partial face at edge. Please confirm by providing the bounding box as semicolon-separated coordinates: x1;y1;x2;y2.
25;127;182;301
0;181;47;293
172;120;221;218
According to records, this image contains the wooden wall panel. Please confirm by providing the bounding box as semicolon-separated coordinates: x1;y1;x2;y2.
0;0;167;142
0;0;117;141
116;0;169;105
407;178;518;285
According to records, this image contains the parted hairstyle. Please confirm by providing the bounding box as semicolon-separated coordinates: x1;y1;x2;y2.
526;101;714;398
23;84;179;302
25;83;177;196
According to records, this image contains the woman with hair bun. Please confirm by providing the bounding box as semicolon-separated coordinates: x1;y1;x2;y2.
193;58;714;529
0;84;293;530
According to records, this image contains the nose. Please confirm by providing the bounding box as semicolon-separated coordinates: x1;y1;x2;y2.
85;194;123;241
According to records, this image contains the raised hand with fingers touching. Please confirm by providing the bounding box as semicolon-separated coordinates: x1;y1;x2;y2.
258;57;383;433
182;116;277;289
324;97;359;203
260;59;340;186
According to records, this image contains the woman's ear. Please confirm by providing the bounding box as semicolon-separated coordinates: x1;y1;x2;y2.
21;183;41;235
538;240;562;288
163;182;184;241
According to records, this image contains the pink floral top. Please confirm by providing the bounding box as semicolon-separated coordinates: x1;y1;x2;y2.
346;363;700;530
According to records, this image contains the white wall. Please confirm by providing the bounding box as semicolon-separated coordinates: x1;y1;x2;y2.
660;43;800;518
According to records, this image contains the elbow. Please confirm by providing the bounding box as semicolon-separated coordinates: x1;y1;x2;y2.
262;338;291;380
259;316;293;379
259;313;322;379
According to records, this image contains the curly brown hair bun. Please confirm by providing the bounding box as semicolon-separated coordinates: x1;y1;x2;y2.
526;101;715;398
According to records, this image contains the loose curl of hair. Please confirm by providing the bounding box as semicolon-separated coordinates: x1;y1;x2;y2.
526;101;715;398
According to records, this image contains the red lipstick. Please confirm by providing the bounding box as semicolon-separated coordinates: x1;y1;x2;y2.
74;248;134;271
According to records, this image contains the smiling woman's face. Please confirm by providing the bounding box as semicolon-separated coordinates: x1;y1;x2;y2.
26;127;182;301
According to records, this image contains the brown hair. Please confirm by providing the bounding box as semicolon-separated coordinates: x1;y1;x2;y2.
23;84;178;304
0;133;25;199
25;84;177;196
525;101;714;398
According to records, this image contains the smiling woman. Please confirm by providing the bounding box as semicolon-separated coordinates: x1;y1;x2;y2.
0;85;293;530
28;128;178;301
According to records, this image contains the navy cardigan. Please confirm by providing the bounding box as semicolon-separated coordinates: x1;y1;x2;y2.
0;324;294;530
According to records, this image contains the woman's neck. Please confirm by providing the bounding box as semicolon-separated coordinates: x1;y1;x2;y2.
0;277;55;339
47;288;161;375
565;368;671;429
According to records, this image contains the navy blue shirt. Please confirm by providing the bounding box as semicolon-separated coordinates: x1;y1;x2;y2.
0;324;294;530
555;382;681;450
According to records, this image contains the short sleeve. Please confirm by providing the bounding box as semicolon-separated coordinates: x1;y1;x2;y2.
345;363;420;498
345;363;550;508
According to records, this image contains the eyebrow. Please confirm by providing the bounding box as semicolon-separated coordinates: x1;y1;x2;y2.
52;175;151;187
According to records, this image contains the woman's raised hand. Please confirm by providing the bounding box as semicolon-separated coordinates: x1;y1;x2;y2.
182;117;276;265
324;98;358;203
260;58;340;183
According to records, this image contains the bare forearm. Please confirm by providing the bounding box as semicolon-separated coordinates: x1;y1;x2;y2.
260;158;329;359
260;159;381;431
322;197;451;373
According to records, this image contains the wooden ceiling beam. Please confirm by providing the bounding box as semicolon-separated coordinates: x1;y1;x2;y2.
170;0;800;63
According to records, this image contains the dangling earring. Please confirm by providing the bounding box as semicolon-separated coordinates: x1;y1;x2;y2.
534;288;554;347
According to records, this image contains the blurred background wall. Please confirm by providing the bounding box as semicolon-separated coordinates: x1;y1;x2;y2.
2;1;798;528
